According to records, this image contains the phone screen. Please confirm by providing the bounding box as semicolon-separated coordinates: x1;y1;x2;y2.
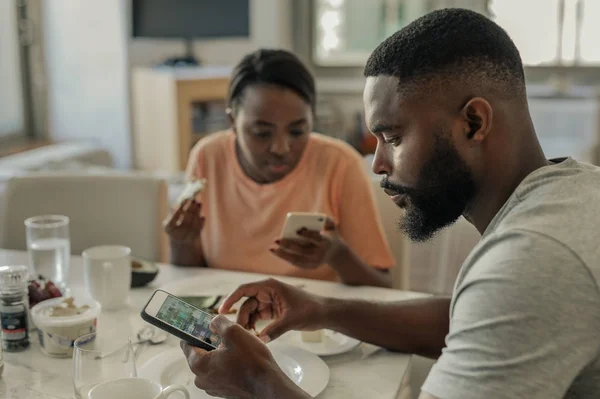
178;295;222;311
155;294;222;347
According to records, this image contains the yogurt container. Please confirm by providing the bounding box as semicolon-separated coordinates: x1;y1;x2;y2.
31;297;101;357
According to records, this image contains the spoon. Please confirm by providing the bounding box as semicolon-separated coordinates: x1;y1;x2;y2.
130;330;167;362
96;326;154;361
148;331;167;345
133;326;155;360
95;329;165;360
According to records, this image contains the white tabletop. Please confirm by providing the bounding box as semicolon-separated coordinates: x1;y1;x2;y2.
0;249;426;399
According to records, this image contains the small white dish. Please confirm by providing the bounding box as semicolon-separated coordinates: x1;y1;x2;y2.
278;330;361;357
138;344;330;399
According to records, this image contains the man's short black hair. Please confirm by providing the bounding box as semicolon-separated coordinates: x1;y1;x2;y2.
364;8;525;98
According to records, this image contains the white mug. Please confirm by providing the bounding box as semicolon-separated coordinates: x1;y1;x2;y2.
87;377;189;399
82;245;131;311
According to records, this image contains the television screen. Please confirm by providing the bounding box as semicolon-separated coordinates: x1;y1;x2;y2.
132;0;250;39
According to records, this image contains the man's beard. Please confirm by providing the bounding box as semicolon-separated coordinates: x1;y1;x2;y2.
381;134;476;242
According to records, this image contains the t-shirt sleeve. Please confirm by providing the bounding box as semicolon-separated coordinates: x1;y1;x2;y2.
185;143;205;180
335;152;395;270
422;230;600;399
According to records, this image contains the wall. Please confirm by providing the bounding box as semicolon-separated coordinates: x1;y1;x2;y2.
0;0;25;138
42;0;131;168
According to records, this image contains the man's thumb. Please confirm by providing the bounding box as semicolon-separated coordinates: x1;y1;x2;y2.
210;314;234;336
259;319;292;343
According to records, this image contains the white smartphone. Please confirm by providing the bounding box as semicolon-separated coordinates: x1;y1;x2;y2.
141;289;221;351
281;212;328;240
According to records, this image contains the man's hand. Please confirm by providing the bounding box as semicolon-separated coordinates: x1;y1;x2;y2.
270;218;345;269
219;279;329;343
181;315;308;399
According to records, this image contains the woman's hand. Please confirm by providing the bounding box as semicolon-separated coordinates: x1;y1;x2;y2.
271;217;392;287
163;199;204;243
270;218;346;269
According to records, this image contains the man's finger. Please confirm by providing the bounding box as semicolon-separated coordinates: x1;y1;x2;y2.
181;340;208;356
236;297;259;329
259;318;294;343
180;339;191;355
181;340;209;376
219;281;272;314
194;376;215;393
210;314;235;336
248;311;260;332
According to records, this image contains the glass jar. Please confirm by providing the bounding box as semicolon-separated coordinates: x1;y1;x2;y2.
0;265;30;352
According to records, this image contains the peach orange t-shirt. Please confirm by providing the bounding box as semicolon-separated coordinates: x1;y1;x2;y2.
186;130;394;281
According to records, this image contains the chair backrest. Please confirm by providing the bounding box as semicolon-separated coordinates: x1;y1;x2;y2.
407;216;480;295
370;178;409;289
0;173;169;262
369;178;480;293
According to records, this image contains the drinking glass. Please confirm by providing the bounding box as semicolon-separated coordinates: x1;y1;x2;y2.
73;332;137;399
25;215;70;291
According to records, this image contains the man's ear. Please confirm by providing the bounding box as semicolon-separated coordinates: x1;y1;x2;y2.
460;97;492;142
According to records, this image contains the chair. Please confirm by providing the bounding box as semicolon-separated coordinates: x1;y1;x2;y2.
370;178;409;289
407;216;480;295
370;179;480;293
0;173;169;263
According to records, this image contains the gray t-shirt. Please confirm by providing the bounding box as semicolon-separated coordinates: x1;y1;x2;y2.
422;158;600;399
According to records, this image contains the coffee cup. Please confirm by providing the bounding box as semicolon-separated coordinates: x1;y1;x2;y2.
87;377;189;399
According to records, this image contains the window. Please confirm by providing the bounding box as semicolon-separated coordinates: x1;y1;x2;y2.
490;0;600;66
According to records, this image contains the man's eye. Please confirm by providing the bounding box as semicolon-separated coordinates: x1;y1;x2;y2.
383;136;401;145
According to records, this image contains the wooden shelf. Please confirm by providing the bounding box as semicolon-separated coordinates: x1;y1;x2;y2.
132;66;231;172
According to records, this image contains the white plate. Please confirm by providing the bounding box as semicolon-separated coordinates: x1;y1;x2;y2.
138;344;330;399
279;330;361;356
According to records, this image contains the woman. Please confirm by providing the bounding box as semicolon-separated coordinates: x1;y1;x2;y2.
164;49;394;287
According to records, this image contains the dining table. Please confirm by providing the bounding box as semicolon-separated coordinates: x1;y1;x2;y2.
0;249;428;399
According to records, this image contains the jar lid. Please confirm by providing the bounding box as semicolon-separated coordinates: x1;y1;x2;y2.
0;265;29;294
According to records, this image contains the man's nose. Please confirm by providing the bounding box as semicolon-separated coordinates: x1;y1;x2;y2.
372;141;393;176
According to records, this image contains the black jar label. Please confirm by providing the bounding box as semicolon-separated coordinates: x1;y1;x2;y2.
0;303;30;351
